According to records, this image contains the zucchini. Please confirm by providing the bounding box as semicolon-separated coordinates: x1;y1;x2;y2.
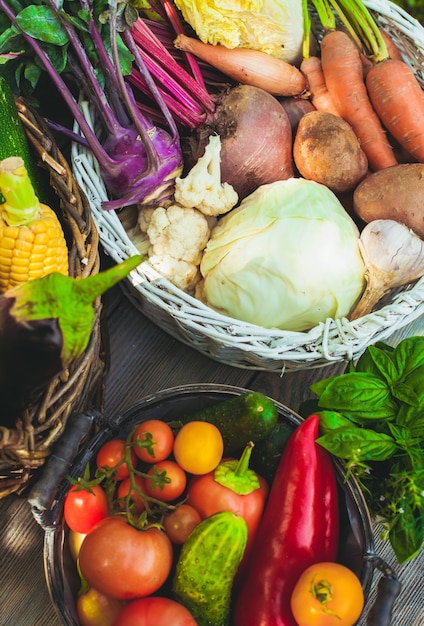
173;392;279;455
172;511;248;626
0;76;41;197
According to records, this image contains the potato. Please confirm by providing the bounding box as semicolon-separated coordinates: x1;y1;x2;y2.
353;163;424;239
293;110;368;193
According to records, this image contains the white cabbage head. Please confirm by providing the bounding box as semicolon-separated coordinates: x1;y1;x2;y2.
200;178;366;331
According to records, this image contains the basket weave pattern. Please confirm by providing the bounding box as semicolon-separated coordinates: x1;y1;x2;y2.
72;0;424;373
0;100;106;498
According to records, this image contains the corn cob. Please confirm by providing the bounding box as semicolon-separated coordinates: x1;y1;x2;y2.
0;156;68;293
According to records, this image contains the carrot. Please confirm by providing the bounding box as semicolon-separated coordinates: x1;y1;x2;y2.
174;34;306;97
366;58;424;163
300;55;340;115
361;30;403;78
320;29;398;171
380;29;403;62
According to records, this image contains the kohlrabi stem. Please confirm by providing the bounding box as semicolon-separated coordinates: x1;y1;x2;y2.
0;0;113;170
79;0;133;127
46;0;123;133
108;5;166;176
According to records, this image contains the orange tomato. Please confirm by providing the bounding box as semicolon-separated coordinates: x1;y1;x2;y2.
173;421;224;475
290;562;364;626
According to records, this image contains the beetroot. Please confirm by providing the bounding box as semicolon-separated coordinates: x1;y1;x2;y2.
185;85;294;200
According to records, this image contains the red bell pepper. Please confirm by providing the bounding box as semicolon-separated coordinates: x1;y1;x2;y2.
233;414;339;626
187;441;268;557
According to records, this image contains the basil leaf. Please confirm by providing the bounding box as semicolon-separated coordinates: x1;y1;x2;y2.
310;376;334;397
355;341;394;378
317;410;353;433
315;372;398;421
317;427;398;461
393;336;424;380
396;404;424;430
390;380;420;407
390;504;423;564
401;365;424;407
360;344;398;385
387;423;420;450
16;6;69;46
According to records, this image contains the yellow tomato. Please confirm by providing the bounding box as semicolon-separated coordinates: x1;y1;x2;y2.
68;529;87;562
173;421;224;474
290;562;365;626
76;587;123;626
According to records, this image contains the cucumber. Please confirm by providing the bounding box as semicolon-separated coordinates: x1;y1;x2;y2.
250;420;295;483
0;76;42;197
172;511;248;626
173;392;279;455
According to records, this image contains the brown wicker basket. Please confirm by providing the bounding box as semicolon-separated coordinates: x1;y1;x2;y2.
0;99;107;499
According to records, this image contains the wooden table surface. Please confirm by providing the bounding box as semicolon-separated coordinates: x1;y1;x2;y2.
1;281;423;626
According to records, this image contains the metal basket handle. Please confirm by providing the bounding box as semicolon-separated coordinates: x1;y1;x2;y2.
27;410;101;529
365;554;402;626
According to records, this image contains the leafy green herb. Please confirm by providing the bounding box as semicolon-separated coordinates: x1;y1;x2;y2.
309;336;424;563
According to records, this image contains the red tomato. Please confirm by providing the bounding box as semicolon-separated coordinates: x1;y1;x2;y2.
64;484;108;534
132;420;174;463
163;504;202;544
96;439;137;480
78;516;173;600
117;475;146;515
113;596;198;626
76;587;123;626
144;460;187;502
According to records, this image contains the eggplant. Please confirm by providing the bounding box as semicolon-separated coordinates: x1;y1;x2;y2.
0;255;142;427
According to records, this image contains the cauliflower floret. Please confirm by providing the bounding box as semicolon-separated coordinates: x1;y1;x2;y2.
175;135;238;216
138;206;156;234
139;203;215;292
148;255;200;292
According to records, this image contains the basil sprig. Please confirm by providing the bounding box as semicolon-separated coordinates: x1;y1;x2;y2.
309;336;424;564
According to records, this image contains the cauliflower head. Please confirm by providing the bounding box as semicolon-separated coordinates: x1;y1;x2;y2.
138;204;215;292
175;135;238;217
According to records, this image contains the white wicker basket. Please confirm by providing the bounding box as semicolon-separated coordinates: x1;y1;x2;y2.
71;0;424;373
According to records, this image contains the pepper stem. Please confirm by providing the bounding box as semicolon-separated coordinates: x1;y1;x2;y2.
234;441;254;477
213;441;261;495
0;157;40;226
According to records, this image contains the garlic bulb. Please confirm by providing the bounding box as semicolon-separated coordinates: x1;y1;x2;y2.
350;219;424;320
